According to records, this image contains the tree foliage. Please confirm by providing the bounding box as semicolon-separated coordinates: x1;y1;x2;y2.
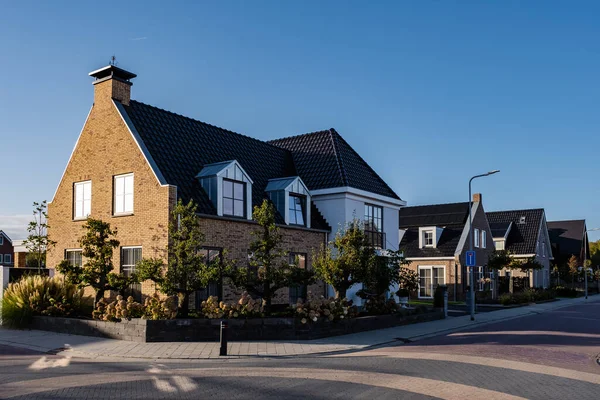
233;200;313;313
136;199;235;317
22;200;55;270
359;250;408;298
56;218;132;304
312;219;374;299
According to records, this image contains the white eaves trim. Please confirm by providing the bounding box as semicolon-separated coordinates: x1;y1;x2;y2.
407;257;456;261
114;100;169;187
510;254;537;258
310;186;406;208
454;202;479;256
50;106;93;203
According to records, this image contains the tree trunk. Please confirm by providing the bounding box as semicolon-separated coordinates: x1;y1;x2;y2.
179;292;189;318
94;289;105;306
262;282;272;315
509;275;514;294
335;287;347;300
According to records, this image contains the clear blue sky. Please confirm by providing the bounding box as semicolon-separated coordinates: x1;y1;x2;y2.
1;1;599;241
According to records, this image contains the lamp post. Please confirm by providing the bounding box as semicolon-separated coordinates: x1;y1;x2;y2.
468;170;500;321
583;227;600;300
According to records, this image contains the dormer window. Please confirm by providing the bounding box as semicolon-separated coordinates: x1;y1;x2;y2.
223;179;245;218
197;160;253;220
423;230;434;247
265;176;311;228
289;194;306;226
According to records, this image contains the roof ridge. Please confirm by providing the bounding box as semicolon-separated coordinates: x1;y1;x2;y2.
328;129;348;186
487;208;545;214
329;129;402;201
401;201;470;209
268;128;334;144
129;100;293;153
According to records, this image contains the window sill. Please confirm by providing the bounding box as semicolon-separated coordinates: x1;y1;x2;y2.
113;213;134;218
72;217;88;222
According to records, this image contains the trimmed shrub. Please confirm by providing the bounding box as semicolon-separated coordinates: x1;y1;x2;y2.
92;295;144;321
1;275;91;328
143;293;178;320
201;292;264;319
553;286;577;298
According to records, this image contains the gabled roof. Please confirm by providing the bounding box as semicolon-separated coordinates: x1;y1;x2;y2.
399;202;470;257
121;100;330;230
490;221;512;239
0;230;12;244
547;219;587;259
399;202;469;228
268;129;401;200
486;209;545;255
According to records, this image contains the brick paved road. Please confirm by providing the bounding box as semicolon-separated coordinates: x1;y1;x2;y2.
0;300;598;399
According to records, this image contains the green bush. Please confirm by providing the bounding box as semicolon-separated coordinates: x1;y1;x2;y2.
553;286;577;298
499;288;556;305
1;275;91;328
433;285;445;308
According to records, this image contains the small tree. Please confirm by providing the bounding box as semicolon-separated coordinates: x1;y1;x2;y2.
137;199;236;318
234;200;313;314
359;250;407;299
593;267;600;293
487;250;542;293
23;200;56;270
56;218;132;304
397;266;418;299
312;219;373;299
567;255;580;289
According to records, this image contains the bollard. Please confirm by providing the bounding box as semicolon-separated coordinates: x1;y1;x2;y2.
219;321;228;356
442;286;448;318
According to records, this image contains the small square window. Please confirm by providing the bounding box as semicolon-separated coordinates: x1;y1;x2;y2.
423;231;434;247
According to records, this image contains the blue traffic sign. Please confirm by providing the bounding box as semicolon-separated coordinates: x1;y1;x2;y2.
466;251;476;267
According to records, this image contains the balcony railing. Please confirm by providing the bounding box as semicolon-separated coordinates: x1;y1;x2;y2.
365;230;385;249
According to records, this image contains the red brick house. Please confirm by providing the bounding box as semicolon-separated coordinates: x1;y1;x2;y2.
0;231;14;266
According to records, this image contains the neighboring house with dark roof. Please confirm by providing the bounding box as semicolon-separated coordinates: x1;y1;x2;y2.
547;219;589;268
0;231;14;266
399;194;494;301
486;209;553;288
47;64;403;307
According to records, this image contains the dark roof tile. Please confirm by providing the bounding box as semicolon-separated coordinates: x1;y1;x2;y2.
486;209;544;255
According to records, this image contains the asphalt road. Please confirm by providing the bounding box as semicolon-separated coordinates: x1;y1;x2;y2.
0;300;598;399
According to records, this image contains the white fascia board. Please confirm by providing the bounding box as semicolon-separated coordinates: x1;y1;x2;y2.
50;106;93;203
407;257;456;261
310;186;406;208
509;254;537;258
215;160;254;184
113;100;169;187
454;202;479;256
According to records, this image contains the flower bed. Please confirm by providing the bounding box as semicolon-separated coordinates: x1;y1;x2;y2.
29;308;443;342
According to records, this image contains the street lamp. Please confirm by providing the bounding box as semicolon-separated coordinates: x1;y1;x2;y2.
583;227;600;300
468;170;500;321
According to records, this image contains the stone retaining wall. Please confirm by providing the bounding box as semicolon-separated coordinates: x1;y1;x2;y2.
30;311;444;343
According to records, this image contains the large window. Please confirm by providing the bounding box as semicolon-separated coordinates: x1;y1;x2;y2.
114;174;134;215
65;249;83;267
418;266;445;298
223;179;245;218
477;266;484;291
191;248;223;309
121;247;142;301
288;253;307;304
364;204;384;248
289;195;306;226
74;181;91;219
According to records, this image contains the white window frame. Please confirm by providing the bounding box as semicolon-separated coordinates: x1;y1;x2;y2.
121;246;142;276
74;180;92;219
481;230;486;249
65;249;83;267
542;242;546;258
114;174;134;215
474;228;480;248
477;266;484;291
4;254;11;264
417;265;446;299
423;230;434;247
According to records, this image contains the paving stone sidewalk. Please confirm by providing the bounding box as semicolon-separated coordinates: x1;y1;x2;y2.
0;296;595;360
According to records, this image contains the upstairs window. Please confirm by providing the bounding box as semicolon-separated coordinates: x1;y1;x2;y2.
74;181;92;219
114;174;134;215
474;228;480;248
4;254;11;264
289;195;306;226
223;179;245;218
423;231;434;247
364;204;384;248
481;230;487;248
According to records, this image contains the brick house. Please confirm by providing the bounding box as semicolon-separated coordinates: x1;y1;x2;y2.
486;209;553;288
398;194;495;301
0;231;14;266
47;64;403;307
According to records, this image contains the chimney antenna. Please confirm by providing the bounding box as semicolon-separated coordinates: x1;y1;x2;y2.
110;55;118;66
